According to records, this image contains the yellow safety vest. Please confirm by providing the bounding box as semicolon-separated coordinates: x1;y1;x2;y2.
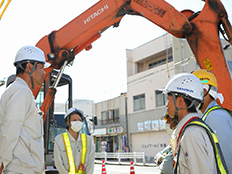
202;105;232;121
174;118;228;174
62;132;87;174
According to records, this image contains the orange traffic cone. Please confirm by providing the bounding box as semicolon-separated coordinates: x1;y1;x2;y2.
101;159;107;174
130;161;135;174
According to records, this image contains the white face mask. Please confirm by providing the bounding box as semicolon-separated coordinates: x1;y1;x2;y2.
70;121;83;133
165;123;174;135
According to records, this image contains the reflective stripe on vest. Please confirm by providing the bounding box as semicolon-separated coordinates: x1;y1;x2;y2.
202;105;232;121
174;118;228;174
190;121;227;174
202;106;222;121
62;132;87;174
77;133;87;174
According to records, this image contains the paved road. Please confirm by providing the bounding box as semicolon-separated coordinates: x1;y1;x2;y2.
94;163;160;174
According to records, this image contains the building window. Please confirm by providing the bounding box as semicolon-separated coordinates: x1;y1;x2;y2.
101;111;109;125
155;90;166;107
149;56;173;69
111;109;119;123
101;109;120;125
133;94;145;111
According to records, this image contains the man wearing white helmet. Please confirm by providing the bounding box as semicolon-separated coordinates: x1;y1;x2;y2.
192;69;232;174
161;73;228;174
54;107;95;174
0;46;46;173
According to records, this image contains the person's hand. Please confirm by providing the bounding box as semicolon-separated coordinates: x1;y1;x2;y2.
0;162;3;174
154;152;164;165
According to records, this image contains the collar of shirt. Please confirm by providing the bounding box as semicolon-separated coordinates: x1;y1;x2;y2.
15;77;26;86
15;77;33;95
171;113;199;149
16;77;38;108
67;131;81;142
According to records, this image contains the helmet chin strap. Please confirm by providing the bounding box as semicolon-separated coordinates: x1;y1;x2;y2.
171;93;180;123
17;62;37;89
171;93;198;123
199;102;203;110
204;85;211;98
198;85;211;111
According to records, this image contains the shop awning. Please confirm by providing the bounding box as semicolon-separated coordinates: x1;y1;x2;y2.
92;128;106;136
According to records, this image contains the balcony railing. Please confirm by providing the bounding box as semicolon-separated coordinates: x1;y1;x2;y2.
100;117;120;125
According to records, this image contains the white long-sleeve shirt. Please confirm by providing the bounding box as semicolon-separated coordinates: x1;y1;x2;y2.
54;131;95;174
171;113;217;174
0;77;44;173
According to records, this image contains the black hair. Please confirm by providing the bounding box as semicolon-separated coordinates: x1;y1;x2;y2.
183;97;197;113
65;116;70;130
168;92;198;113
16;61;37;75
16;63;27;75
65;111;83;130
66;125;69;130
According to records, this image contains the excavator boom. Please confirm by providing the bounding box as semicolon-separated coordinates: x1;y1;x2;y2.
35;0;232;118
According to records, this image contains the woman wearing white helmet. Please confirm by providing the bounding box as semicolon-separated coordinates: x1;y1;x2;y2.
0;46;46;173
161;73;227;174
54;107;95;174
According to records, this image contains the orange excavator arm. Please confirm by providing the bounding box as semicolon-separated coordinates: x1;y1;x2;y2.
35;0;232;119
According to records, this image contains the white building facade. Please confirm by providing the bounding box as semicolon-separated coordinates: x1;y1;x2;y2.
90;33;232;162
126;33;232;162
93;93;128;153
126;33;201;162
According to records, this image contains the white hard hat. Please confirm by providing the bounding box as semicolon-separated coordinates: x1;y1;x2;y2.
64;107;84;121
14;46;46;66
161;73;203;102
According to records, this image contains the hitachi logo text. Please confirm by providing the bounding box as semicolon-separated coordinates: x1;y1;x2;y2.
84;4;109;24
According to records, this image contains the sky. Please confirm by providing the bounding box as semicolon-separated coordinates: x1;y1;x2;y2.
0;0;231;103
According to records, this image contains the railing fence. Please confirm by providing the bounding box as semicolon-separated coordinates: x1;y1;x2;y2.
95;152;145;165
